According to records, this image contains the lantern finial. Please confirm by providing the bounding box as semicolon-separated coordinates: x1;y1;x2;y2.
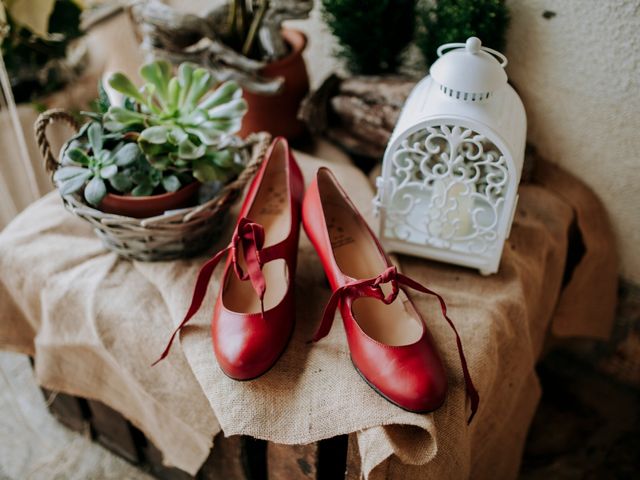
465;37;482;54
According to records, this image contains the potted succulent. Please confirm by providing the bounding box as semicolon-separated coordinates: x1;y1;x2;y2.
131;0;312;139
54;60;248;218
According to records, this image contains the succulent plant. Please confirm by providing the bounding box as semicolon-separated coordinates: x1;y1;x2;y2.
53;60;250;211
103;60;248;184
54;122;147;206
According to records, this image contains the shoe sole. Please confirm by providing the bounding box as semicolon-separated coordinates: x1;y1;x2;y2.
351;358;444;415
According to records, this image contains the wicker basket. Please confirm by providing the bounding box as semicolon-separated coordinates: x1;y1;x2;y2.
35;108;271;261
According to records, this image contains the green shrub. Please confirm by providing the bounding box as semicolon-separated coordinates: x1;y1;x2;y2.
321;0;417;75
416;0;509;66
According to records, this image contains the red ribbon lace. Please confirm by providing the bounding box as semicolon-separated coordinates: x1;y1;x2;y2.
152;218;267;366
314;266;479;423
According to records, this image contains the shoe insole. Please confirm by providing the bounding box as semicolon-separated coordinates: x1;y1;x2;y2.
319;174;423;346
223;144;290;314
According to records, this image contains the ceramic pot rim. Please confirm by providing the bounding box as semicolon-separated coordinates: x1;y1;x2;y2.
103;180;200;203
262;29;307;71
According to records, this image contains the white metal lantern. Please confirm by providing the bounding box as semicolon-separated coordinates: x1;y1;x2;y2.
374;37;526;275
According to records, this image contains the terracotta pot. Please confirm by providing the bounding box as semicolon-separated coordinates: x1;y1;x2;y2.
99;181;200;218
239;29;310;140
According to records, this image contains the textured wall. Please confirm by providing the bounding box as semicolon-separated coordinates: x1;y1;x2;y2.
178;0;640;283
505;0;640;283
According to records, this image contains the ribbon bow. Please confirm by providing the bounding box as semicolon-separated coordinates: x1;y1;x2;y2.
231;217;267;306
152;217;267;366
314;266;480;423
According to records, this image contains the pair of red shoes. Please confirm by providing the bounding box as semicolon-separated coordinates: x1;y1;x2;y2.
155;138;479;422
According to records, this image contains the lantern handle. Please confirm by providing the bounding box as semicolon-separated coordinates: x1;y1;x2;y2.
437;38;508;68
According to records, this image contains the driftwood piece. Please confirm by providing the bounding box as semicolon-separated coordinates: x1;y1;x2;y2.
299;74;416;160
130;0;312;94
130;0;278;94
258;0;313;60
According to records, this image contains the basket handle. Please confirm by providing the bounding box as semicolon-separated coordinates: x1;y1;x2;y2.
222;132;272;195
34;108;79;177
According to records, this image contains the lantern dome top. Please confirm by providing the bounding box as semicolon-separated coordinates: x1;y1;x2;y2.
430;37;508;100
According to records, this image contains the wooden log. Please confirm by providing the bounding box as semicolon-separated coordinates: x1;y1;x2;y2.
267;435;348;480
198;435;266;480
318;435;349;480
87;399;140;464
299;74;415;160
267;443;319;479
141;437;193;480
330;95;398;142
298;73;342;135
339;76;415;109
345;434;362;480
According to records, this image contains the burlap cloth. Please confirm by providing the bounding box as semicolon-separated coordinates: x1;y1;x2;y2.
0;150;617;478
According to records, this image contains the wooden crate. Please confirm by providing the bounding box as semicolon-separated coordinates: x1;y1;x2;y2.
40;387;353;479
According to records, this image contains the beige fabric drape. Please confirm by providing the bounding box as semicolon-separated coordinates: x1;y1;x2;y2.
0;150;617;478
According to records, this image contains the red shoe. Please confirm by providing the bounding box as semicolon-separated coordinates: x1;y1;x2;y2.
303;168;479;421
154;137;304;380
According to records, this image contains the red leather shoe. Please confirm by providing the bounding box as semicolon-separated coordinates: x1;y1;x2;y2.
303;168;479;421
154;137;304;380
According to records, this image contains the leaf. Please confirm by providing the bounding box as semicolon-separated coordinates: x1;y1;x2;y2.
177;62;194;107
65;148;91;166
161;175;181;192
149;168;162;186
108;72;145;104
168;77;180;112
178;138;206;160
97;150;112;163
100;164;118;179
131;171;149;184
81;111;103;122
211;118;243;134
87;123;103;154
185;119;229;145
139;141;169;157
139;125;170;144
96;80;111;114
84;176;107;206
148;156;171;171
132;182;154;197
56;169;92;195
113;143;140;166
197;81;242;110
140;60;172;107
104;106;146;130
192;160;220;182
167;127;188;145
109;173;133;193
183;109;208;126
54;166;91;182
209;150;235;168
183;68;213;110
207;98;248;120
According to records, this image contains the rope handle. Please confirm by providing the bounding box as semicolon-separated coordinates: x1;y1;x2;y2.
34;107;270;220
34;108;80;179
